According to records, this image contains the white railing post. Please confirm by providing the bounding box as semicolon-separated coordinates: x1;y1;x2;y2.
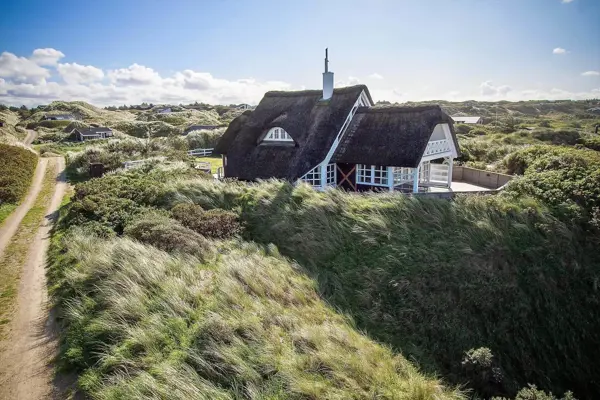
447;157;453;189
387;167;394;192
413;166;420;193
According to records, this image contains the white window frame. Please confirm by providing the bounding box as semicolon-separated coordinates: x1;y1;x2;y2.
356;164;389;186
393;167;414;185
264;127;293;142
301;165;321;188
325;163;336;186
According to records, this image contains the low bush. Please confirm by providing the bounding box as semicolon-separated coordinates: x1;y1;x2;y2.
581;136;600;151
124;211;212;260
0;143;38;204
532;129;581;145
26;119;72;129
186;127;225;150
172;203;241;239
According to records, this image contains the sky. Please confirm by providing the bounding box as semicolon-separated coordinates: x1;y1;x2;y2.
0;0;599;107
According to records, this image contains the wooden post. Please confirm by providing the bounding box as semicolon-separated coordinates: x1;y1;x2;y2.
387;167;394;192
413;166;420;193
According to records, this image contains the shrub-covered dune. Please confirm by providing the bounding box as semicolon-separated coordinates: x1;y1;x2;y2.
50;160;599;399
49;166;465;399
0;143;38;223
172;178;600;398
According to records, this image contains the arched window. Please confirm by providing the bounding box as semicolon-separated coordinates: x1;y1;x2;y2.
264;127;293;141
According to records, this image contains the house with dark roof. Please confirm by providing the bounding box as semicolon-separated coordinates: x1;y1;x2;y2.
216;50;460;193
73;127;113;141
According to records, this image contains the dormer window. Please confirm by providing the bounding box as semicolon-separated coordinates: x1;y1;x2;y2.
265;127;293;141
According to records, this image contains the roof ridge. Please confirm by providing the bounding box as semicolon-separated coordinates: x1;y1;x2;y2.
264;84;368;98
358;105;442;114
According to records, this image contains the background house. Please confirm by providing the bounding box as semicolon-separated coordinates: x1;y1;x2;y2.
73;127;113;141
451;116;483;124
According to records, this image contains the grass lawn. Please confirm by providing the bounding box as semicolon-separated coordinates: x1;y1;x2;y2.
0;204;17;226
0;161;56;335
195;155;223;174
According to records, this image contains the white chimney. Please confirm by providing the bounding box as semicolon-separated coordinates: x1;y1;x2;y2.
322;48;334;100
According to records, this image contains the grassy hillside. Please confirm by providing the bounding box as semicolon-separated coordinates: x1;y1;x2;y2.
0;109;27;143
0;144;38;224
48;166;464;399
169;170;599;398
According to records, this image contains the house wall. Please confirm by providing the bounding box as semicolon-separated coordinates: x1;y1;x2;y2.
452;166;512;189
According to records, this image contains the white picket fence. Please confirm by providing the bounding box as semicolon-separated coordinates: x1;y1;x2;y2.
188;148;213;157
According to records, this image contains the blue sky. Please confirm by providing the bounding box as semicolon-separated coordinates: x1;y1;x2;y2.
0;0;598;106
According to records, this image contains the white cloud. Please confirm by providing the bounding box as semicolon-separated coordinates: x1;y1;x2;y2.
0;51;50;83
553;47;567;55
0;50;293;107
57;63;104;84
108;63;162;86
581;71;600;77
31;48;65;65
335;76;360;87
480;81;512;97
368;73;383;80
561;0;574;3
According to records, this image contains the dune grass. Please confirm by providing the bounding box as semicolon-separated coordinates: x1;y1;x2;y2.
170;177;600;398
0;159;56;335
48;230;463;400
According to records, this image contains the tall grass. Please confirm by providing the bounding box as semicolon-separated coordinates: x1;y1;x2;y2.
48;230;464;399
170;178;600;398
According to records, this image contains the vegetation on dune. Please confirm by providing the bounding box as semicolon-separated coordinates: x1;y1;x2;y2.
48;165;463;399
504;145;600;224
171;177;599;398
0;143;38;206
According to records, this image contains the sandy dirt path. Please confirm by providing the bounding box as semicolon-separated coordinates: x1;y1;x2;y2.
0;158;48;258
23;129;37;146
0;157;67;399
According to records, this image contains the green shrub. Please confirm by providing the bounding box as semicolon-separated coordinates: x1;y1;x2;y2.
532;129;581;145
504;146;600;220
186;128;225;150
172;203;241;239
27;119;72;129
581;136;600;151
492;385;577;400
455;124;473;135
124;212;212;259
0;143;38;204
462;348;504;397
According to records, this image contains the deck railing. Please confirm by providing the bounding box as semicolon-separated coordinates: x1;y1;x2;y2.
188;148;213;157
430;163;449;183
424;139;451;157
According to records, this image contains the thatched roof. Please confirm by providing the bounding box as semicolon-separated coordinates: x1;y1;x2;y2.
332;105;460;167
216;85;371;180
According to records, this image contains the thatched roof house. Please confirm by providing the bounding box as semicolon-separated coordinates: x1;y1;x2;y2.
216;51;460;193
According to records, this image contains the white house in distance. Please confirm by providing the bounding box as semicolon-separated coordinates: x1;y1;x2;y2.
452;116;483;124
73;127;113;141
43;113;75;121
215;50;460;193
